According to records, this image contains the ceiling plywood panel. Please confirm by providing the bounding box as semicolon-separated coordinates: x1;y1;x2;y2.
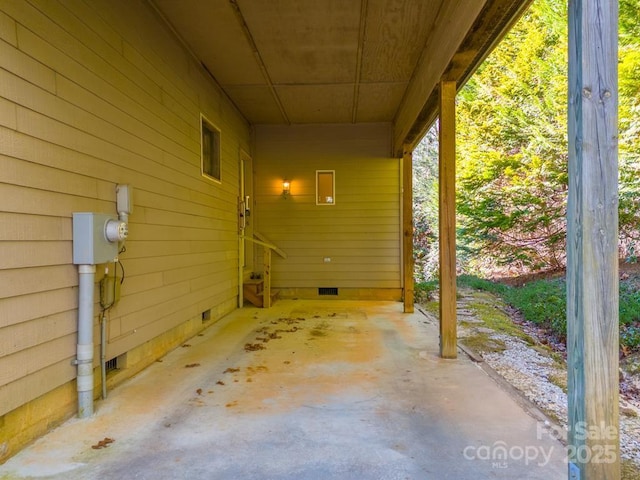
224;86;285;124
154;0;264;86
360;0;439;83
355;83;407;123
237;0;361;84
152;0;529;132
276;85;353;123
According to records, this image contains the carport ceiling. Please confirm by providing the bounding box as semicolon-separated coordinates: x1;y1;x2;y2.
151;0;530;150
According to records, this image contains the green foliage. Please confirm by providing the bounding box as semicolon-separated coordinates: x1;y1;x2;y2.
459;275;567;336
459;274;640;349
618;0;640;250
449;0;640;273
505;279;567;336
621;325;640;350
457;274;507;295
620;282;640;326
412;128;440;282
456;0;568;273
414;280;439;304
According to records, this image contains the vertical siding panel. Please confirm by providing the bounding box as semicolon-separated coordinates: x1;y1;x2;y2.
254;124;401;291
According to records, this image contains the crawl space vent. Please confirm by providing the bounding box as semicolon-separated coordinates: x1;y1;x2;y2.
318;287;338;296
105;357;118;373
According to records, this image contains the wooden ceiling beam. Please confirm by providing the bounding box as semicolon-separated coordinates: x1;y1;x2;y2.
392;0;486;155
392;0;532;156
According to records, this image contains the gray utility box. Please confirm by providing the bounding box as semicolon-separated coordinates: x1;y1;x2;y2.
73;213;119;265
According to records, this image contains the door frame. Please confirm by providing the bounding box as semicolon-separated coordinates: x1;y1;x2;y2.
238;149;254;307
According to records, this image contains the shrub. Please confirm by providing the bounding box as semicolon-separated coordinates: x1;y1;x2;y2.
415;280;439;304
503;279;567;337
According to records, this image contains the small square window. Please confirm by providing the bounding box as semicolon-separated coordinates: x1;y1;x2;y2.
201;115;221;182
316;170;335;205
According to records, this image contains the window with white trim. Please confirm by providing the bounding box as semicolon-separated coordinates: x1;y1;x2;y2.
201;115;221;182
316;170;335;205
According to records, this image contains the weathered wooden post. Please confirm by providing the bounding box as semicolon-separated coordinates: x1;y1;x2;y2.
567;0;619;477
263;247;271;308
439;80;457;359
403;145;414;314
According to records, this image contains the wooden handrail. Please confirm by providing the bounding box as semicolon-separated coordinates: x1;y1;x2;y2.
240;233;286;308
241;235;277;250
253;232;288;259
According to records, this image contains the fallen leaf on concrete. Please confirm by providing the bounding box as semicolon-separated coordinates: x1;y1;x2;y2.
246;365;268;374
91;437;114;449
196;388;203;395
276;327;300;333
216;380;225;385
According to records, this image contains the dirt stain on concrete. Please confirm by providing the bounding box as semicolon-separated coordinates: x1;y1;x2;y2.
221;306;383;413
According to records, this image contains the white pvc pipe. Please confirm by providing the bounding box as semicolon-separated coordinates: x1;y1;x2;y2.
77;264;96;418
100;312;107;400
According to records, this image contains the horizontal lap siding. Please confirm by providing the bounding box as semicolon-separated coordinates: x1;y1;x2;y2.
0;0;249;416
254;124;401;289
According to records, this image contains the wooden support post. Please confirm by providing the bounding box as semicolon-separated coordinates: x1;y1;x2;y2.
439;80;457;359
263;247;271;309
238;237;244;308
567;0;619;477
403;145;414;313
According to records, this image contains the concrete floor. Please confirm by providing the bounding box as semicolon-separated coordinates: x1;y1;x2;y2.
0;300;567;479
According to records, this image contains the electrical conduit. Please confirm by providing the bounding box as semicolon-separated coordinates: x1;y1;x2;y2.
77;264;96;418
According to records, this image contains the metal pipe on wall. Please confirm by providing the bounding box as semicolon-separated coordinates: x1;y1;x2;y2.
100;313;107;400
76;264;96;418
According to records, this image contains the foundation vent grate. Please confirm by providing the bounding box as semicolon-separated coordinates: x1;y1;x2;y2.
318;287;338;296
105;357;118;373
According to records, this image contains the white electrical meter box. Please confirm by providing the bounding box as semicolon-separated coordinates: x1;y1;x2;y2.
73;213;126;264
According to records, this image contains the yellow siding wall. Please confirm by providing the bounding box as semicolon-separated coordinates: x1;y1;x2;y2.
254;124;401;294
0;0;248;423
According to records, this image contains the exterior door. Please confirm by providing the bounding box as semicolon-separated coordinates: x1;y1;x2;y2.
238;151;254;306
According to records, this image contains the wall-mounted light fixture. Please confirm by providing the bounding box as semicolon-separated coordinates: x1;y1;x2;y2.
282;180;291;197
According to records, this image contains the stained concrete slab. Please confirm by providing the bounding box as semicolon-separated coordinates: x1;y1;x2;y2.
0;300;566;479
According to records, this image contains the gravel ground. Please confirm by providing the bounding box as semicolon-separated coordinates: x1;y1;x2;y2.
455;290;640;469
